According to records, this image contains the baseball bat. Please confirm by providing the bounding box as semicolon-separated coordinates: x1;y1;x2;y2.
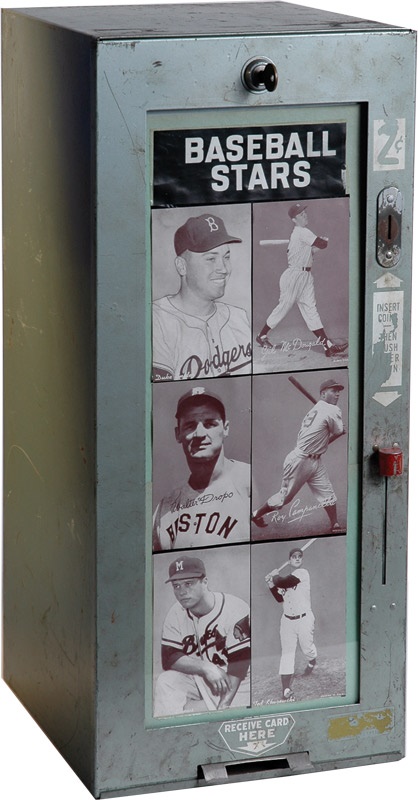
288;375;316;405
265;537;317;582
260;239;289;245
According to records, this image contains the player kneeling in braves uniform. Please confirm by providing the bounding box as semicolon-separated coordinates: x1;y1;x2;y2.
154;557;251;717
152;213;252;381
252;378;345;532
256;203;347;358
266;548;316;702
153;387;250;550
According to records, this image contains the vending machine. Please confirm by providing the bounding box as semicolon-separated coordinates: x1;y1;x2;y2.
2;2;416;797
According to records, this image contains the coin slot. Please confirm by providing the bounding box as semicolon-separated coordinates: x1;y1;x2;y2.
376;187;402;267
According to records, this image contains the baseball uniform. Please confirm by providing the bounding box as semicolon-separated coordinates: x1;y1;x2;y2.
266;225;324;331
268;399;344;508
152;296;252;380
270;568;316;675
154;592;251;716
153;459;250;550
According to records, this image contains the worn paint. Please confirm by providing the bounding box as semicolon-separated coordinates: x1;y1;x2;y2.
328;709;394;740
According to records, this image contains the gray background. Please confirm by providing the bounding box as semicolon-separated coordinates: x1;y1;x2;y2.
153;544;251;678
152;203;252;321
251;536;347;703
253;197;350;343
152;375;251;505
252;368;348;539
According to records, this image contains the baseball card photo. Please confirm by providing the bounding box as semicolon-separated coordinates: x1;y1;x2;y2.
253;198;350;374
152;376;251;551
152;546;251;718
151;204;252;382
250;537;347;707
251;368;349;540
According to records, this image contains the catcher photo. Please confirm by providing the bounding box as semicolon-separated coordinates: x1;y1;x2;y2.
152;546;251;718
151;204;252;381
252;369;348;540
250;537;346;706
253;198;349;374
152;376;251;551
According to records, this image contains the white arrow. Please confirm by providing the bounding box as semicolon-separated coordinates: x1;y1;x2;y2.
373;391;402;406
374;273;403;289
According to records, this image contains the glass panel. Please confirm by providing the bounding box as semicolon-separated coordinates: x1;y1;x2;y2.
147;104;362;726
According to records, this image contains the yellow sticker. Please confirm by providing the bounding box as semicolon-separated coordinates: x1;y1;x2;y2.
328;709;393;740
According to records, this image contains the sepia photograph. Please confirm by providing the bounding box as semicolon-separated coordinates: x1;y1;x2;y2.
253;198;349;373
152;204;252;381
252;369;348;540
152;377;251;550
153;547;251;718
251;537;346;706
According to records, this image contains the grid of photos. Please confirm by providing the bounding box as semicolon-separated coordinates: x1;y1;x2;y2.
151;122;350;720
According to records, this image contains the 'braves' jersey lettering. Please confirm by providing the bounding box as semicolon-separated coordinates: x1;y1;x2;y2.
161;592;250;669
153;459;250;550
153;296;251;380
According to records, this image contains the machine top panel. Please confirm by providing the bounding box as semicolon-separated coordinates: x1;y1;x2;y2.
8;2;401;40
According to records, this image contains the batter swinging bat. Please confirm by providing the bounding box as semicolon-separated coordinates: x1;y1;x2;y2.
265;538;317;583
288;375;316;405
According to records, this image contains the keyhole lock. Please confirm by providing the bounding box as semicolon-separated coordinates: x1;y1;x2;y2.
242;58;279;93
377;186;403;267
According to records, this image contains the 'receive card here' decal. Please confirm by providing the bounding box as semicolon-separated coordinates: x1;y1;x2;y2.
219;714;295;756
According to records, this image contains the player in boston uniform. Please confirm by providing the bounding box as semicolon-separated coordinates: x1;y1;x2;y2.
265;547;316;702
255;203;347;358
152;213;252;381
154;556;251;717
252;378;345;532
153;387;250;550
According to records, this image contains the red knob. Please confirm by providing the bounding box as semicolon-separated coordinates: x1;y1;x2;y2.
378;445;403;477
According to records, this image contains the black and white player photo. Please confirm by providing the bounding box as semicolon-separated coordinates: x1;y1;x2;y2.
153;547;251;718
152;378;251;551
152;204;252;382
251;537;346;706
252;369;348;540
253;198;349;374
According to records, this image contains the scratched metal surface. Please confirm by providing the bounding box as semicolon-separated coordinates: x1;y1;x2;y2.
14;2;397;38
94;25;415;796
2;4;416;797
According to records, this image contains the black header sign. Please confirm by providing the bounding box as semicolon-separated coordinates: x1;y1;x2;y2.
153;123;346;206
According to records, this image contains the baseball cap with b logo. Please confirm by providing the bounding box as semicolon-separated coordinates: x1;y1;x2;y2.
174;214;242;256
166;557;206;583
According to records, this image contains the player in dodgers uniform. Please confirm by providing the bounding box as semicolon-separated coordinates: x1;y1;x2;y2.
152;213;252;381
154;556;251;717
265;547;316;701
252;378;345;532
153;387;250;550
256;203;347;358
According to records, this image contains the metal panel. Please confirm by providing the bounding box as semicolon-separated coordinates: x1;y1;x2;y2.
1;3;416;798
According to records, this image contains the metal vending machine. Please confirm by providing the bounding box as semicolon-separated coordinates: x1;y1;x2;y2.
1;1;416;797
